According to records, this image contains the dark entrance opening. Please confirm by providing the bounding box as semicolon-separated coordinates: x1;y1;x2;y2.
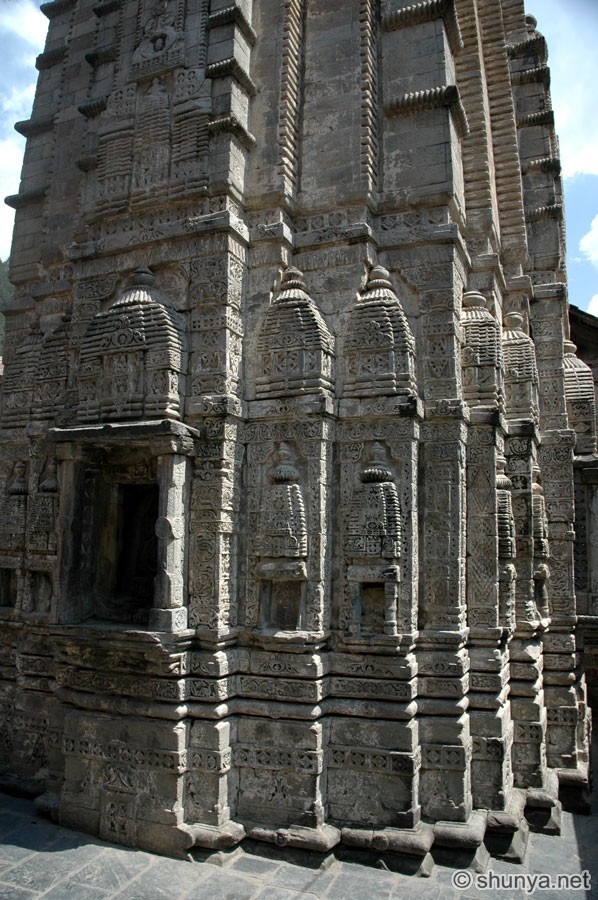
115;484;159;608
87;479;159;626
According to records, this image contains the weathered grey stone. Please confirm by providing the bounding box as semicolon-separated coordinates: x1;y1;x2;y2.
0;0;593;869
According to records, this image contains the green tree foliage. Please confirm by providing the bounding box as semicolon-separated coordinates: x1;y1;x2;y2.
0;258;12;354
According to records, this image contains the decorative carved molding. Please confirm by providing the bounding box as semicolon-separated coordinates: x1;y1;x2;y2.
205;58;256;97
92;0;123;15
36;47;68;71
208;116;256;150
75;155;99;173
78;97;108;119
522;156;561;175
385;85;469;137
511;65;550;86
383;0;463;53
525;204;563;222
516;109;554;129
85;47;117;67
360;0;378;194
507;34;547;63
277;0;305;198
4;187;47;210
207;6;257;46
40;0;76;18
14;115;55;138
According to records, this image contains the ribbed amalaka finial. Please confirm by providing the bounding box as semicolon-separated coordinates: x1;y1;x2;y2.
129;267;156;288
365;265;393;291
280;266;307;292
463;290;487;309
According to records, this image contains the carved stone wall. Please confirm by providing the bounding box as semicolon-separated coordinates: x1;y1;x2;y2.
0;0;592;867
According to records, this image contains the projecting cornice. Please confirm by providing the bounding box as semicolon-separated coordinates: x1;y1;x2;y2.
383;0;463;53
41;0;76;18
385;85;469;137
14;115;55;138
207;6;257;46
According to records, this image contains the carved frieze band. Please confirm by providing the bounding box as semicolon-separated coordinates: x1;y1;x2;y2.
383;0;463;53
385;85;469;137
329;746;418;776
62;736;186;772
234;745;322;774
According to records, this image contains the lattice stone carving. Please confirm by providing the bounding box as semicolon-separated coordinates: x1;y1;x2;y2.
461;291;502;408
256;267;334;399
563;341;597;455
344;266;417;399
502;312;539;424
77;268;185;422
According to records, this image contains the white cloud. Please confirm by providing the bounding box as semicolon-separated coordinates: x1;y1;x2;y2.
0;134;25;260
526;0;598;179
1;82;36;120
580;215;598;269
587;294;598;317
0;2;48;49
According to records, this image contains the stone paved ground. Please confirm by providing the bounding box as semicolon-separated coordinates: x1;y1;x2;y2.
1;790;597;900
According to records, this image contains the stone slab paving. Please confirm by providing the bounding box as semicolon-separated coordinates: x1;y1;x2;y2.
0;791;597;900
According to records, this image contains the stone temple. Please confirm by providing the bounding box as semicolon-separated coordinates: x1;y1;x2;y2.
0;0;596;871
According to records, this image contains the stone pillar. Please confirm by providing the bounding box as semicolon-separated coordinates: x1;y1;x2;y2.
150;452;190;632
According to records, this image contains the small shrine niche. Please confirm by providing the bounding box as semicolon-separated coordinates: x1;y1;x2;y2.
256;267;335;399
344;266;417;399
255;444;308;634
345;442;402;639
77;268;185;424
563;340;597;455
461;290;502;409
502;312;539;424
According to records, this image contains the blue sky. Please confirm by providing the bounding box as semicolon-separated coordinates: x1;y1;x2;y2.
0;0;597;315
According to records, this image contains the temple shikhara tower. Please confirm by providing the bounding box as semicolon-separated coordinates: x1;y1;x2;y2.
1;0;596;870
